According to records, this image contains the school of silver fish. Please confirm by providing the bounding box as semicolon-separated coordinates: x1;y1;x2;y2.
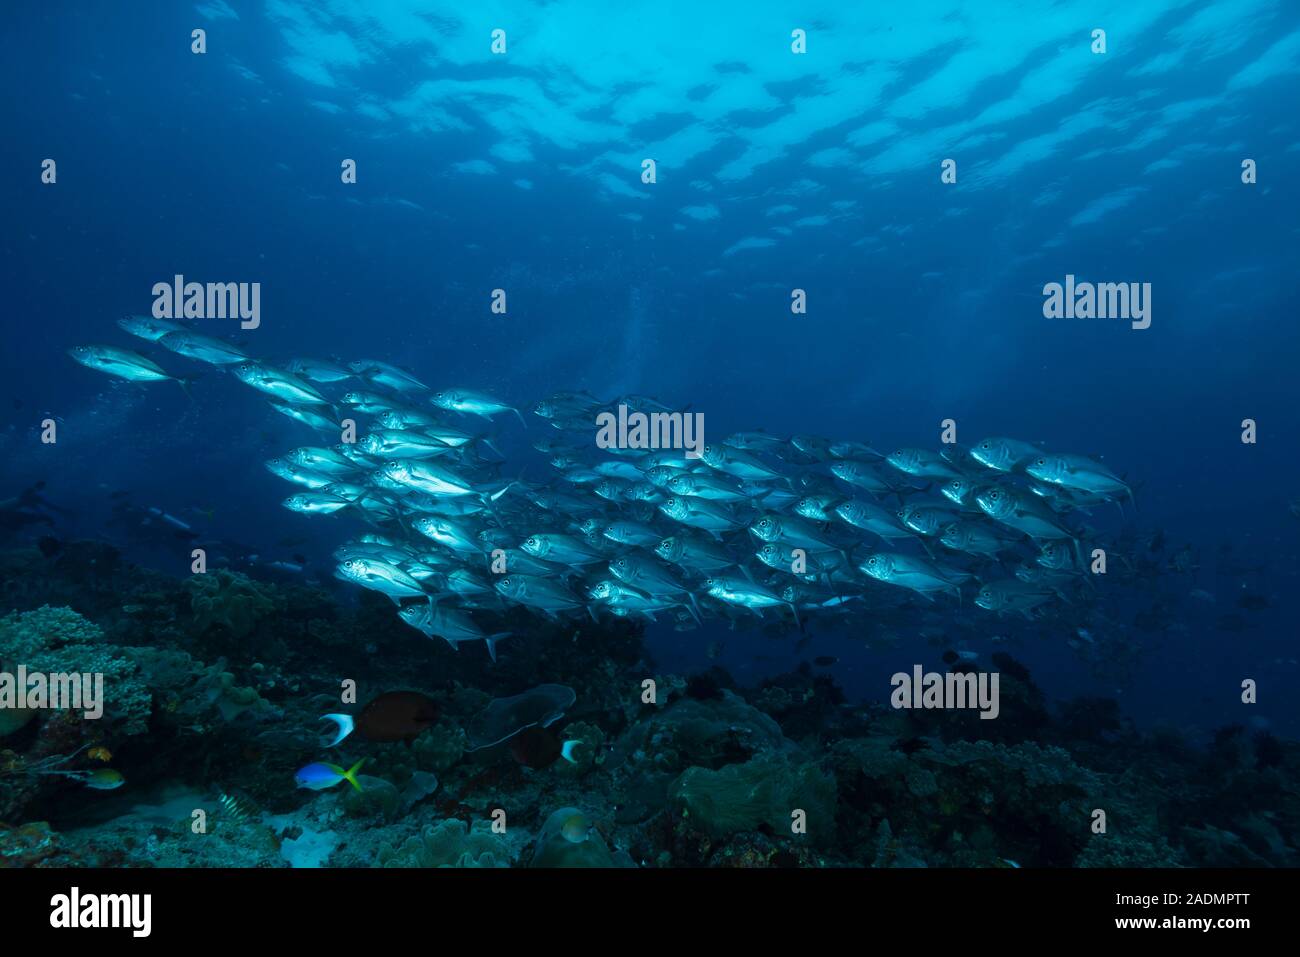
71;318;1138;661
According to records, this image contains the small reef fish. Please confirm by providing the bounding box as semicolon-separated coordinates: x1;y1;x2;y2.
559;810;594;844
78;768;125;790
295;759;365;791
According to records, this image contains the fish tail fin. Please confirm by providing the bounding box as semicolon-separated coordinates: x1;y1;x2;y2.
684;597;703;626
829;577;848;607
560;740;582;765
322;713;355;748
485;632;510;663
343;758;365;791
475;484;514;527
481;435;506;459
686;590;705;623
1071;536;1086;569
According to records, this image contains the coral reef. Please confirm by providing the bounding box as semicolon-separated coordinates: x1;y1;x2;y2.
376;818;512;868
185;570;280;640
0;538;1297;869
0;605;152;736
670;754;838;843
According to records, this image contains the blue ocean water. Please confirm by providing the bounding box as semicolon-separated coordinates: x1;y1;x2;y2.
1;0;1297;768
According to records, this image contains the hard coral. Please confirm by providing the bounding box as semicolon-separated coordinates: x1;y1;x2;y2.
186;570;279;639
0;606;152;736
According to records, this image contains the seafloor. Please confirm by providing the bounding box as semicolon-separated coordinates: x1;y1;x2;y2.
1;538;1295;868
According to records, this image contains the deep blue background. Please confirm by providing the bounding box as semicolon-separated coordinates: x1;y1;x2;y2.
1;1;1297;736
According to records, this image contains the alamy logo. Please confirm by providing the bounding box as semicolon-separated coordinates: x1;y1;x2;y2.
0;666;103;719
891;665;1000;719
152;274;260;329
50;887;151;937
1042;274;1151;330
595;404;705;459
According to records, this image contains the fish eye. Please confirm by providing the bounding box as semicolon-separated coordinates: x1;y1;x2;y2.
1037;458;1046;466
981;442;990;449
